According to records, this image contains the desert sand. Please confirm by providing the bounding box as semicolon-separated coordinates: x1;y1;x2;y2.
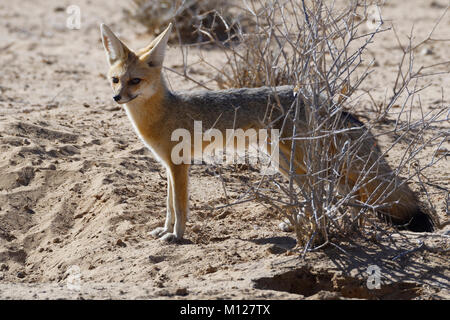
0;0;448;299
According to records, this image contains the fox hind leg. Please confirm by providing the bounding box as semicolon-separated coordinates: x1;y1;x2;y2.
273;142;309;232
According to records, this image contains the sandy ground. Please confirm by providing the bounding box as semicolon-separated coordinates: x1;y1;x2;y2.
0;0;449;300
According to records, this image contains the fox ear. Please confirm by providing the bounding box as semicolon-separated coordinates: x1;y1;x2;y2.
140;23;172;67
100;24;130;65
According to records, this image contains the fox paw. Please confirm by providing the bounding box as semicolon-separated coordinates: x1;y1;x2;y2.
279;221;293;232
150;228;181;243
159;232;180;243
150;227;171;238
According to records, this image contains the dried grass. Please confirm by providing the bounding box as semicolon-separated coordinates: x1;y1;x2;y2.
123;0;242;43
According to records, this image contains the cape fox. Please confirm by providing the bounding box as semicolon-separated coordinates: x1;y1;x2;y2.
100;23;434;242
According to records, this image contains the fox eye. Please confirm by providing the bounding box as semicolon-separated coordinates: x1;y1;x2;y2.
129;78;141;85
112;77;119;84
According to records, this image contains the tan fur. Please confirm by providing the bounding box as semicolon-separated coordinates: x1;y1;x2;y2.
100;24;433;242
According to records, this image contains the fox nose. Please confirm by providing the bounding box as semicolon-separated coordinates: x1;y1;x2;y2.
113;94;121;102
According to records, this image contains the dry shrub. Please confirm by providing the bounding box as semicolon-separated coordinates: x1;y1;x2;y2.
123;0;242;43
204;1;295;88
192;0;448;250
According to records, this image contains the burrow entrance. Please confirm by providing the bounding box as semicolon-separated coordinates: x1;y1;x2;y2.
253;267;422;299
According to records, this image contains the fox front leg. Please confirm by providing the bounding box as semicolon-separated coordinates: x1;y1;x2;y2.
159;164;189;242
150;173;175;238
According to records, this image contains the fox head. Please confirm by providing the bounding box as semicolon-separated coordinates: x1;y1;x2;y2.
100;23;172;104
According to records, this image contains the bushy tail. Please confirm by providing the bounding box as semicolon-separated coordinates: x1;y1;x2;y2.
356;167;435;233
340;112;435;233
